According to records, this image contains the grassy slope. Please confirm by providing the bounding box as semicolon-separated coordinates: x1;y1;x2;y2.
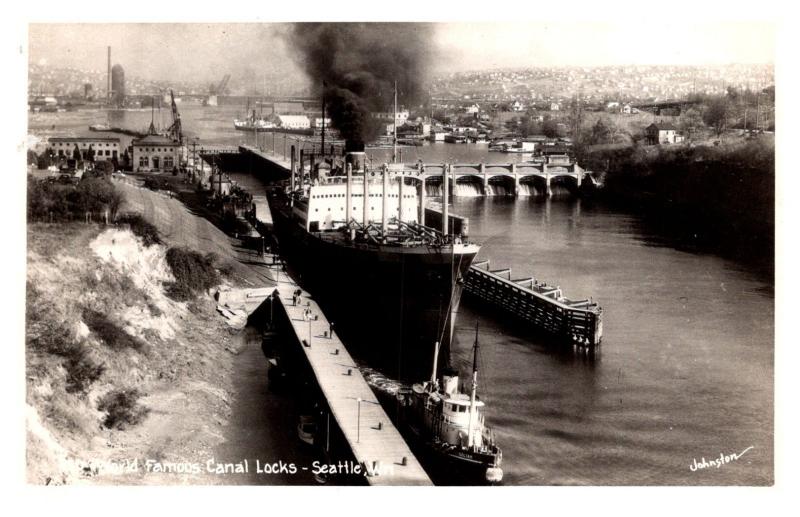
26;180;275;485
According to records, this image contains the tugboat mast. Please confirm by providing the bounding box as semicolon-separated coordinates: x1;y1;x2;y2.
467;321;479;447
430;340;440;387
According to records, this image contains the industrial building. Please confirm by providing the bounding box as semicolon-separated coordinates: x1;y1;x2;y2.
131;134;180;173
47;137;120;160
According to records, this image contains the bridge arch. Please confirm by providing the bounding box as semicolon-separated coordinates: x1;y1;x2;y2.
453;174;485;196
518;175;547;196
486;175;516;196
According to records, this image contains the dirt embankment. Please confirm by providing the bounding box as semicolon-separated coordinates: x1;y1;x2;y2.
26;181;278;485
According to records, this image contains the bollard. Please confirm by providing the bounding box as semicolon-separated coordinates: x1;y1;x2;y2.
377;422;382;430
334;349;339;355
401;456;407;466
346;369;352;376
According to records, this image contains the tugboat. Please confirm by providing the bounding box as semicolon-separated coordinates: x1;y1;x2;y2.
404;322;503;484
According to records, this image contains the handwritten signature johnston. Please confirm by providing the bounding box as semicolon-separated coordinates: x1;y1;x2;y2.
689;446;754;471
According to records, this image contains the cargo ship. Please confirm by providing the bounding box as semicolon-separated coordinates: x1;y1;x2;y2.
267;142;479;381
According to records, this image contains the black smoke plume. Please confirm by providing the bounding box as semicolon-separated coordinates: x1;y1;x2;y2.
288;23;433;144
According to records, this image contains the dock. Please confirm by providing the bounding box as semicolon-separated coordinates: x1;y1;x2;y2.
271;281;432;486
464;260;603;348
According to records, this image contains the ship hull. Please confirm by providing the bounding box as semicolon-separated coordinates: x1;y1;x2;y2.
405;425;502;485
268;192;476;382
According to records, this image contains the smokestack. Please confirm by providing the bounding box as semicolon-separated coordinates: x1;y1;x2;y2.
107;46;111;101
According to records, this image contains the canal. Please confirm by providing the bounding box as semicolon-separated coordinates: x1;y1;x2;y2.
30;106;774;485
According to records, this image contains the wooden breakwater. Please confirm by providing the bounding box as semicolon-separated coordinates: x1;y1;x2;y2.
464;260;603;348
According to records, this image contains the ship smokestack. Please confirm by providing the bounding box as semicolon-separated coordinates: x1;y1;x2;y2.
345;140;366;174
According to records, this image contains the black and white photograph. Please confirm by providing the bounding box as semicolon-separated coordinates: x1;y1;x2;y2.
6;1;796;513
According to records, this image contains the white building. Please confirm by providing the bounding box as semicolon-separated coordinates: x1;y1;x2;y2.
312;117;331;128
48;136;121;160
464;103;480;114
371;110;410;126
277;115;311;129
131;134;181;173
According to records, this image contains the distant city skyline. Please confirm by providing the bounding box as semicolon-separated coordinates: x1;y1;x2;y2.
28;22;774;86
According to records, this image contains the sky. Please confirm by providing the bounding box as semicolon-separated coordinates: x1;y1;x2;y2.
28;21;775;85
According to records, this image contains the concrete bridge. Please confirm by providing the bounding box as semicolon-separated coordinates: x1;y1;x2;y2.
228;145;598;197
382;161;592;197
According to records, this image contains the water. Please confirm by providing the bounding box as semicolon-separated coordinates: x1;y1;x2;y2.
28;107;774;485
449;197;773;486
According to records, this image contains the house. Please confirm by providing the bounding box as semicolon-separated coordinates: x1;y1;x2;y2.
131;134;181;172
464;103;480;115
550;102;561;111
510;100;525;112
645;122;683;145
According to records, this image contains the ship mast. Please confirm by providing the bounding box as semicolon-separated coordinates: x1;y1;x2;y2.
430;340;440;387
467;321;479;448
321;81;327;162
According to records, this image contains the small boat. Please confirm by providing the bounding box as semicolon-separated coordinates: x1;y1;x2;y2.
297;414;317;445
89;123;112;131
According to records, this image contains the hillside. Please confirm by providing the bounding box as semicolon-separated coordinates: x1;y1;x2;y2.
26;179;279;485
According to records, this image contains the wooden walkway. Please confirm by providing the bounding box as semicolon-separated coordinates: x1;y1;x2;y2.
272;280;432;486
465;260;603;348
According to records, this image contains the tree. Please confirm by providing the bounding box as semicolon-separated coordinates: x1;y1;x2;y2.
72;144;82;161
703;98;728;136
679;106;704;136
589;118;612;145
542;118;560;139
87;145;96;162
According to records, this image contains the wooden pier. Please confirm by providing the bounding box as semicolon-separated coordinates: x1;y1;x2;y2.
271;281;432;486
464;260;603;348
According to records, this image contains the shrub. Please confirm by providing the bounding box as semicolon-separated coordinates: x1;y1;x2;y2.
97;388;149;429
27;176;124;221
164;247;220;301
116;213;162;247
63;345;105;394
82;309;146;351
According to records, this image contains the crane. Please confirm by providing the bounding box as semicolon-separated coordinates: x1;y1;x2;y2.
215;74;231;95
166;89;183;145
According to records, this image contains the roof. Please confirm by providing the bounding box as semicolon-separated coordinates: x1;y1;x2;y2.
132;134;180;146
648;122;677;131
49;137;120;143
